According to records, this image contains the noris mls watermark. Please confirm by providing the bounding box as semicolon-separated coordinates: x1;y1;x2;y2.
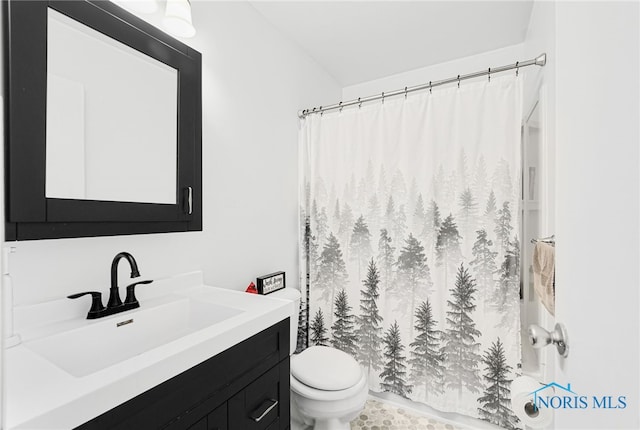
530;382;627;410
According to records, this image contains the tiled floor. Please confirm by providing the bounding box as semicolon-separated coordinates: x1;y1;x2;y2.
350;398;465;430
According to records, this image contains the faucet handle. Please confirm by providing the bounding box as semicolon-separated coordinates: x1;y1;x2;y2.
124;280;153;307
68;291;105;319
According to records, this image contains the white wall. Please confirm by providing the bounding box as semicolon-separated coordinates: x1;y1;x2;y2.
554;2;639;429
5;2;341;312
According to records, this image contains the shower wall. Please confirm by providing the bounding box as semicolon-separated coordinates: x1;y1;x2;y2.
521;0;557;387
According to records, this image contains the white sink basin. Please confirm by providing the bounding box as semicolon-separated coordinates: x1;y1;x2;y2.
23;298;242;377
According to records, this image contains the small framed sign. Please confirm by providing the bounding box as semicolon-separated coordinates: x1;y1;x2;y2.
256;271;286;295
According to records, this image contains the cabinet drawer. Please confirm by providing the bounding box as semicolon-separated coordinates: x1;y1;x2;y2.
228;359;288;430
207;402;227;430
188;417;207;430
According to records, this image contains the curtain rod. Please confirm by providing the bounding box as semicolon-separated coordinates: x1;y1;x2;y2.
298;53;547;119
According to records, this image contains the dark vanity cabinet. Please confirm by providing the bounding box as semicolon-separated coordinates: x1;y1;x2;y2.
4;0;202;240
76;319;290;430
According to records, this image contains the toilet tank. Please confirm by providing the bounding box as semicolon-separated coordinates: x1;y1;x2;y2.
269;288;300;355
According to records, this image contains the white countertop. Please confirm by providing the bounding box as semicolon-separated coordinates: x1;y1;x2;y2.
4;272;293;430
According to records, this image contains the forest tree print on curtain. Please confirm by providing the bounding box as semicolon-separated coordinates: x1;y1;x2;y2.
299;76;523;428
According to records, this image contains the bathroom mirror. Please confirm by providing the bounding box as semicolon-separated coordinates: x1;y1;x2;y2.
5;0;202;240
46;8;178;204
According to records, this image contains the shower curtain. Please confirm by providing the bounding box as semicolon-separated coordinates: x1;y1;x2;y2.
298;76;523;429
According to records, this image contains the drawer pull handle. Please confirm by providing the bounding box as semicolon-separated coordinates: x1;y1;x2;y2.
250;398;278;422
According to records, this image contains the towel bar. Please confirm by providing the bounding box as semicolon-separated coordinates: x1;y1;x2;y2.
531;234;555;245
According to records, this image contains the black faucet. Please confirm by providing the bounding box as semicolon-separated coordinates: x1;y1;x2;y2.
108;252;140;308
68;252;153;319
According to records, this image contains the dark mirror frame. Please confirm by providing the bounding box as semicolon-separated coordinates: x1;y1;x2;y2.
4;0;202;240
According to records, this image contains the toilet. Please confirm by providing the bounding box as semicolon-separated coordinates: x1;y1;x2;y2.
270;288;368;430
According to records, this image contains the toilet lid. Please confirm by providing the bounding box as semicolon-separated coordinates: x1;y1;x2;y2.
291;346;362;391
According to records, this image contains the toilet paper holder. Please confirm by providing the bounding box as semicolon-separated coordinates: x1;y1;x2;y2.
528;323;569;358
524;400;540;418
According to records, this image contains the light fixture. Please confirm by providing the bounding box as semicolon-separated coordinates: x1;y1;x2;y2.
117;0;159;14
163;0;196;38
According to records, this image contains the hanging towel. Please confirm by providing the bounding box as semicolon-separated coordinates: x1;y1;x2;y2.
533;242;555;316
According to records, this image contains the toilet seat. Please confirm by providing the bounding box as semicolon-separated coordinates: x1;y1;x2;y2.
290;369;367;402
291;346;362;391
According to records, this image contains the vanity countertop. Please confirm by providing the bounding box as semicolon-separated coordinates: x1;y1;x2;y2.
4;272;294;430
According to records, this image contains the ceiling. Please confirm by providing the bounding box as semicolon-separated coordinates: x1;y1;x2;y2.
250;1;534;86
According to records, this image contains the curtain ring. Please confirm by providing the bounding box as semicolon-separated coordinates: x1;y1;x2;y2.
516;61;520;77
429;81;432;94
381;92;385;104
457;75;460;88
338;101;343;113
404;86;408;99
358;97;362;109
319;106;323;116
488;67;491;83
